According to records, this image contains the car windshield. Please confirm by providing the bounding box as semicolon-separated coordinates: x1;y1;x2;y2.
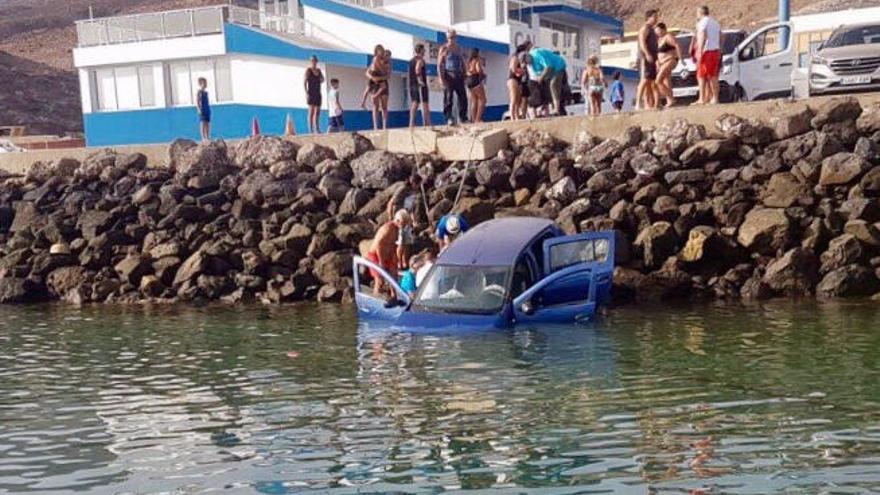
413;265;510;314
824;25;880;48
676;32;743;56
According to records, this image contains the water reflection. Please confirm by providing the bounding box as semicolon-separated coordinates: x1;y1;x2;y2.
0;302;878;493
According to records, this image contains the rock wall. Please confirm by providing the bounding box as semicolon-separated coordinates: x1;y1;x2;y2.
0;96;879;305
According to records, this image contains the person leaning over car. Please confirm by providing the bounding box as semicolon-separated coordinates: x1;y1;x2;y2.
435;214;469;252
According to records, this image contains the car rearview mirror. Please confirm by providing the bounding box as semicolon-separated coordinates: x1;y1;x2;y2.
741;46;754;61
520;301;535;316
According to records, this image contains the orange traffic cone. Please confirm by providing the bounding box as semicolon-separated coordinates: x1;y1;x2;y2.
251;116;261;136
284;113;296;136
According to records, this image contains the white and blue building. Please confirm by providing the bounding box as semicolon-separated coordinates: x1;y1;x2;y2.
73;0;635;146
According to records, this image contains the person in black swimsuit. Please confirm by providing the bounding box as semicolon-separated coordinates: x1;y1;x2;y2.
304;55;324;134
637;9;660;110
507;43;528;120
655;22;682;108
408;44;431;128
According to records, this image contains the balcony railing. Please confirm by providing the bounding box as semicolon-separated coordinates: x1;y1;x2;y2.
75;5;299;48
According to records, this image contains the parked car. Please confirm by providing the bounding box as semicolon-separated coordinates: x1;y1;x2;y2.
809;22;880;96
671;29;747;102
353;217;615;329
716;22;797;102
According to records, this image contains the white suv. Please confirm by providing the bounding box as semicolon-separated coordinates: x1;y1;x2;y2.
810;23;880;96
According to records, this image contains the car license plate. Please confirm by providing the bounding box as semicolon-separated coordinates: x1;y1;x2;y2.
673;87;699;97
842;74;871;85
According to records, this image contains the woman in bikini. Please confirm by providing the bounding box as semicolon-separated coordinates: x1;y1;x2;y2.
507;45;527;121
465;48;486;123
364;45;389;130
655;22;682;108
580;55;606;116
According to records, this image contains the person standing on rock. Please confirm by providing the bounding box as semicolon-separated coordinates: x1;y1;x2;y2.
408;44;431;128
694;6;722;105
438;29;468;126
636;9;660;111
195;77;211;142
304;55;325;134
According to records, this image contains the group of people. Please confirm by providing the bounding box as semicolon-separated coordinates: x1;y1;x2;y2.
364;174;470;298
637;5;723;110
505;41;569;120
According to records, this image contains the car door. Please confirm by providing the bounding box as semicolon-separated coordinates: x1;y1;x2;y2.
353;255;410;321
737;22;794;100
512;232;615;324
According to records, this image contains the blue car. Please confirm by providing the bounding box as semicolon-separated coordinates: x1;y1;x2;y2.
353;217;615;329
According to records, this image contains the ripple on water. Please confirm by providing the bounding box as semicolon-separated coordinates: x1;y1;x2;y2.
1;302;880;493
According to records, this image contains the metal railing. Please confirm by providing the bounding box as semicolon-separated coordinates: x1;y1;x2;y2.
75;5;304;48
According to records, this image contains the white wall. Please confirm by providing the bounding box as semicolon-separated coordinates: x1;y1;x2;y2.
383;0;452;27
230;54;312;108
73;34;226;68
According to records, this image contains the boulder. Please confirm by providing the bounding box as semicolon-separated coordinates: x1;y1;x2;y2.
474;158;511;190
856;102;880;135
545;177;577;203
820;234;863;274
334;133;374;161
763;172;811;208
854;137;880;164
634;221;678;269
844;220;880;246
762;247;819;295
510;162;540;191
350;151;410;189
664;169;706;185
860;167;880;194
770;106;813;140
811;96;862;128
296;142;336;168
173;251;207;286
818;152;869;186
0;278;42;303
816;264;879;298
171;139;234;179
454;197;495;226
115;255;153;286
715;114;774;145
737;208;790;253
46;266;88;299
313;250;353;284
629;152;664;178
679;139;738;166
229;135;298;169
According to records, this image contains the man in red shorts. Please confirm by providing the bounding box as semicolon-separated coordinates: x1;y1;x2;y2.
365;209;411;297
694;5;722;105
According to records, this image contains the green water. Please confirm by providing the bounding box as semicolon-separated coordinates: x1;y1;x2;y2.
1;301;880;494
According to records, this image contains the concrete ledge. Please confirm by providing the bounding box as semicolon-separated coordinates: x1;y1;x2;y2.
386;128;438;155
437;128;509;161
2;93;878;173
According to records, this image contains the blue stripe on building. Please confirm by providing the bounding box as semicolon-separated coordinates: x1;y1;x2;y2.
300;0;510;54
517;4;623;36
83;104;509;146
225;23;438;76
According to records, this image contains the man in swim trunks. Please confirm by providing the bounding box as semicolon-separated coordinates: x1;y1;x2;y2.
366;210;411;297
636;9;660;110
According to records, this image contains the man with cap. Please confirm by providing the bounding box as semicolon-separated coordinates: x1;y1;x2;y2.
366;209;411;297
435;213;469;252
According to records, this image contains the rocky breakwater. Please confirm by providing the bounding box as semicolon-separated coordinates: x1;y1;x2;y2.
0;96;879;305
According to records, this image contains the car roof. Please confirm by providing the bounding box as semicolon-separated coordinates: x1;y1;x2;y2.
439;217;557;267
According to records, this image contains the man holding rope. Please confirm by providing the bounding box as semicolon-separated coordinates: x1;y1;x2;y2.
408;44;431;128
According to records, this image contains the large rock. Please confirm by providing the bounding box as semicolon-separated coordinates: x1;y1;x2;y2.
545;177;577;203
454;197;495;226
46;266;88;299
856;102;880;135
652;119;706;157
229;135;298;169
737;208;790;253
816;264;879;298
170;139;234;179
296;142;336;168
173;251;207;286
679;139;737;166
820;234;863;274
715;114;774;145
763;172;810;208
313;250;353;284
818;153;869;186
335;133;374;161
811;96;863;129
762;247;819;295
0;278;42;303
634;221;678;269
115;255;153;286
350;151;410;189
474;158;511;190
770;106;813;140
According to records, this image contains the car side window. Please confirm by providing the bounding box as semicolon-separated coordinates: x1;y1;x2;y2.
530;231;554;276
510;258;534;299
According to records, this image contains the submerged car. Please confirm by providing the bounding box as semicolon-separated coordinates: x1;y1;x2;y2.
353;217;615;329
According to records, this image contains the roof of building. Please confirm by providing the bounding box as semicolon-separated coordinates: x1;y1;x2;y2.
518;3;623;36
440;217;556;267
300;0;510;53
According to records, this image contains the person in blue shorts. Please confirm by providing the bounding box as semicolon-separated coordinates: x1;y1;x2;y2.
196;77;211;141
435;213;468;252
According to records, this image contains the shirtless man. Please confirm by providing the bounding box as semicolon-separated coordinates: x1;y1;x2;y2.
366;209;411;297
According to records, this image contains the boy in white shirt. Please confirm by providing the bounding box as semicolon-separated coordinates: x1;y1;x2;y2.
327;78;344;133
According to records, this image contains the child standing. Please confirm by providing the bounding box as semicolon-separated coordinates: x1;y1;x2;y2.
327;78;344;133
580;55;605;116
196;78;211;141
609;71;625;113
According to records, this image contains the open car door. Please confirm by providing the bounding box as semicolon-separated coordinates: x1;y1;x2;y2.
512;231;615;324
353;256;410;321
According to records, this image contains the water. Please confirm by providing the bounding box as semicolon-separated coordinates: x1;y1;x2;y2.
1;301;880;494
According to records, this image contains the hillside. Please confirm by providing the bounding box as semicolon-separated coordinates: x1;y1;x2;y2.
0;0;874;135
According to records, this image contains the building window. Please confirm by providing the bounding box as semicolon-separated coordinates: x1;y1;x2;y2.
115;66;140;110
94;68;118;111
495;0;506;25
452;0;484;23
138;66;156;107
167;58;233;107
539;20;581;59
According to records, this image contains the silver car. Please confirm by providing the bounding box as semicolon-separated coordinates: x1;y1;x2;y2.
810;23;880;95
